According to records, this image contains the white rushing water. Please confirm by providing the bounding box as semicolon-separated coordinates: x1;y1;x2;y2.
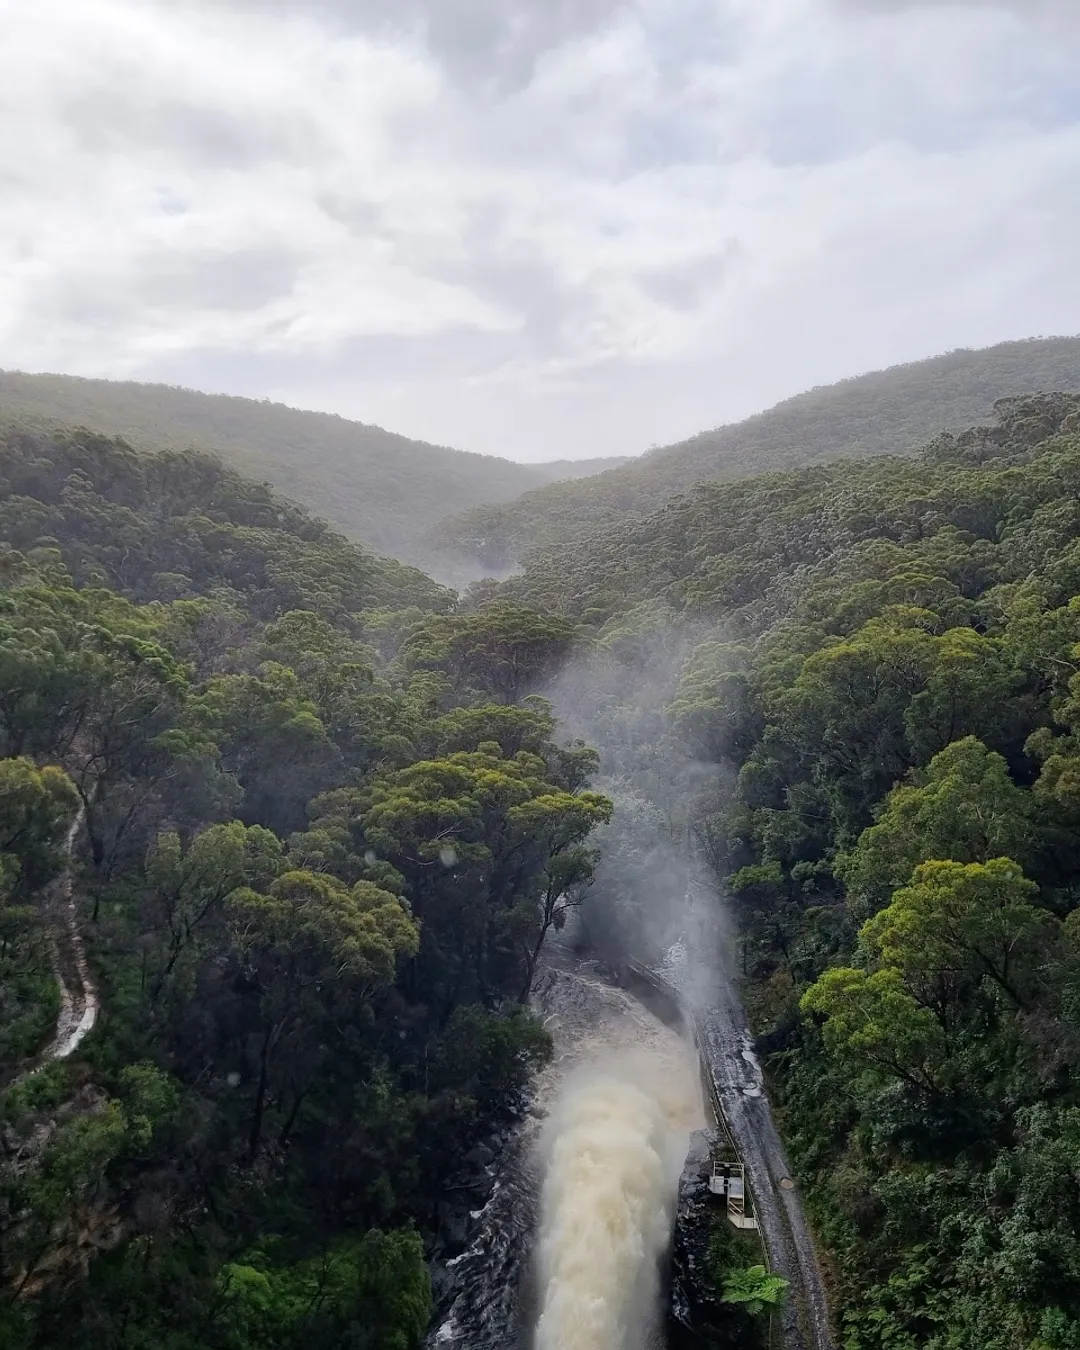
424;958;706;1350
532;1038;703;1350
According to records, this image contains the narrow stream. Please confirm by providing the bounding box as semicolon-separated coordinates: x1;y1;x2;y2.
14;803;97;1086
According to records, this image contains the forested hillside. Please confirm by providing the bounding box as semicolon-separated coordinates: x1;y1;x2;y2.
0;422;611;1349
438;336;1080;573
0;372;626;571
11;379;1080;1349
535;393;1080;1349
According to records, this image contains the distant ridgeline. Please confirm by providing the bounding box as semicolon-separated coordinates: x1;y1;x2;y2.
0;418;613;1349
504;391;1080;1350
437;335;1080;573
0;370;627;571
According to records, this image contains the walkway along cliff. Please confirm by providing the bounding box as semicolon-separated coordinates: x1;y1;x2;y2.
623;955;834;1350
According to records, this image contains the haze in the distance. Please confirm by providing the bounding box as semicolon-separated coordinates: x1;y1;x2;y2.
2;0;1079;461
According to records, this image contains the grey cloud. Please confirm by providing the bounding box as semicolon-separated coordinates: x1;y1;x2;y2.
44;280;142;330
33;248;299;335
449;258;570;353
135;248;300;312
214;0;627;85
144;327;530;421
410;0;627;83
318;188;590;362
317;194;385;238
638;247;740;314
420;204;573;351
5;0;1080;463
65;90;323;168
832;0;1079;16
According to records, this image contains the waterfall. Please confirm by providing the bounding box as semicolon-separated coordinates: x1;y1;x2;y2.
532;1048;699;1350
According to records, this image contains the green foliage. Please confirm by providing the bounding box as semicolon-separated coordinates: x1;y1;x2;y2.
222;871;419;1160
0;414;610;1344
862;857;1054;1009
191;665;340;833
117;1062;180;1149
718;1264;789;1318
0;423;450;614
439;337;1080;574
217;1229;430;1350
680;397;1080;1349
668;640;758;763
0;943;59;1068
227;870;419;998
462;389;1080;1347
0;371;622;571
398;603;578;705
354;747;610;1006
800;966;948;1094
430;1005;552;1114
14;349;1080;1347
503;392;1080;639
0;758;78;1064
0;756;78;901
836;738;1036;915
145;821;285;998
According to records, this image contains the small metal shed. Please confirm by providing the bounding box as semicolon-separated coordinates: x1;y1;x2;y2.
709;1158;758;1230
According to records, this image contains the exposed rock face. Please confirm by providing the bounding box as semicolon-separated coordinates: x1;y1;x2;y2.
426;1116;532;1350
669;1128;720;1344
668;1127;748;1349
1;1083;126;1299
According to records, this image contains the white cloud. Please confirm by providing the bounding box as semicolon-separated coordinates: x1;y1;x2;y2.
0;0;1077;459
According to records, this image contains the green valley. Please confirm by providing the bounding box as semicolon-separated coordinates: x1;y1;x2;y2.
7;363;1080;1350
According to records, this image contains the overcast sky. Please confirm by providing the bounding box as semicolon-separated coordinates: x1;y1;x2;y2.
2;0;1079;462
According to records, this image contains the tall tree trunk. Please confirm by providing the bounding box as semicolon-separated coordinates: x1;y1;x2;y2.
247;1022;276;1163
279;1083;310;1148
520;921;551;1003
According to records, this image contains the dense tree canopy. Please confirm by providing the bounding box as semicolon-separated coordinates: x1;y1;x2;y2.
11;360;1080;1350
0;423;610;1350
436;337;1080;573
0;423;452;616
492;391;1080;1349
0;373;624;572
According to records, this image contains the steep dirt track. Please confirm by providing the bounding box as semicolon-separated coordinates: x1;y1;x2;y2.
16;806;98;1079
43;805;97;1062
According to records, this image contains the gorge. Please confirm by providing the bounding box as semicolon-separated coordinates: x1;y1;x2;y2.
6;378;1080;1350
